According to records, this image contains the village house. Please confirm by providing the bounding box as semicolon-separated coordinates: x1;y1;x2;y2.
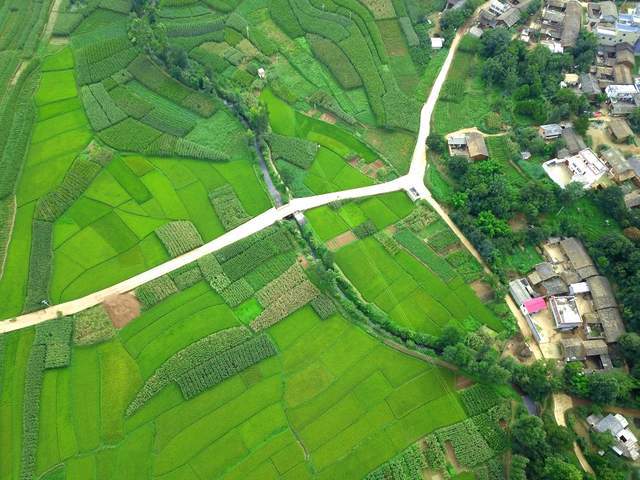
605;84;640;115
587;414;640;460
447;131;489;161
608;118;634;143
601;148;635;182
539;123;563;140
580;73;602;99
543;148;608;189
562;127;587;154
590;3;640;49
540;0;581;51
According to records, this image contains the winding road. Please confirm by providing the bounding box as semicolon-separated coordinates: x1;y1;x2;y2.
0;31;466;334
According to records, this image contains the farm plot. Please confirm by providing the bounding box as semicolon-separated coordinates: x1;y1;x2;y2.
318;198;504;334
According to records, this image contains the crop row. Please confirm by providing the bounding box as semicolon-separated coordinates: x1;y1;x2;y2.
423;434;447;473
165;17;226;37
220;229;293;281
141;106;196;137
427;229;459;253
250;280;319;330
0;61;39;200
402;204;437;232
310;294;337;319
394;229;458;282
209;184;250;231
177;334;277;399
255;263;306;306
136;275;179;309
81;83;127;131
472;410;509;452
436;419;494;468
156;221;204;257
127;327;252;415
170;264;204;290
20;344;46;480
0;197;14;278
34;318;74;369
146;133;228;161
198;253;231;291
245;252;297;291
374;230;400;255
307;34;362;90
220;278;254;307
215;226;279;262
75;35;138;85
35;158;102;222
73;305;116;346
127;56;216;116
459;384;503;416
109;85;154;119
266;132;318;169
364;444;424;480
307;90;357;125
445;249;483;283
24;221;53;313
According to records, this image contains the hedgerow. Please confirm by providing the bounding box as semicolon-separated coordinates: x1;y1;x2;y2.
311;294;336;319
73;305;116;346
20;344;46;480
459;384;502;416
34;317;74;369
198;253;231;291
127;327;252;415
353;220;377;239
171;264;204;290
220;278;254;307
364;444;424;480
24;221;53;313
209;185;250;231
265;133;318;169
177;334;277;399
136;275;179;309
110;86;154;119
251;277;319;330
155;221;204;257
436;419;494;468
35;158;102;222
307;34;362;89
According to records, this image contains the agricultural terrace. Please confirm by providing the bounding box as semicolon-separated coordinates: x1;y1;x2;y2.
307;192;506;334
0;223;513;480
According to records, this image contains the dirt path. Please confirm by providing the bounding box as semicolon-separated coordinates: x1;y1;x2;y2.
0;195;16;280
43;0;65;41
553;393;595;474
9;62;27;86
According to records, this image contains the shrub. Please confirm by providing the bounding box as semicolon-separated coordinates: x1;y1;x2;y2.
265;133;318;169
73;305;116;346
364;444;424;480
155;221;204;257
307;34;362;89
24;221;53;313
310;294;336;319
198;253;231;291
136;276;179;309
220;278;254;307
177;334;278;399
127;327;252;414
353;220;377;239
209;185;250;231
35;159;102;221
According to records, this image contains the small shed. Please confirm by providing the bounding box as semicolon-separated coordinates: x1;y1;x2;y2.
431;37;444;49
524;297;547;314
539;123;563;139
608;118;634;144
469;26;484;38
564;73;580;86
466;132;488;161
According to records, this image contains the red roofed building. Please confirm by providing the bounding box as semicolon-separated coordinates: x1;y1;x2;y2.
524;297;546;314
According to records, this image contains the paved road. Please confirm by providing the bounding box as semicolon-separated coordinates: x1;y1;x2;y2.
0;30;465;333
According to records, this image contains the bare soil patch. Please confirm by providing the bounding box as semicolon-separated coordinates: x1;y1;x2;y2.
326;231;358;251
320;112;337;124
508;213;527;232
297;254;309;269
455;375;474;390
103;293;140;328
470;280;493;301
443;441;462;472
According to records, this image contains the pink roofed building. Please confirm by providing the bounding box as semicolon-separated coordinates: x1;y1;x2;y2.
524;297;547;314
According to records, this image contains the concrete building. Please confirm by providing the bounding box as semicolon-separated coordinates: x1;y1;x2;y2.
543;149;608;189
539;123;563;139
587;414;640;460
549;295;583;330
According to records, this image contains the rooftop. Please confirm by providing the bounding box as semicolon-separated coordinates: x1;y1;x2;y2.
549;295;582;329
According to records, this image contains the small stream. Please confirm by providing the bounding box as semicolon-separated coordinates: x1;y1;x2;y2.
222;99;282;207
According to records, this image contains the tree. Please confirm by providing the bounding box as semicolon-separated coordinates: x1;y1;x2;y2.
427;134;446;154
573;30;598;73
618;332;640;364
480;27;511;57
573;115;590;136
588;373;619;404
511;360;558;401
563;361;588;397
542;456;583;480
629;107;640;134
446;155;469;179
476;211;511;238
511;415;548;454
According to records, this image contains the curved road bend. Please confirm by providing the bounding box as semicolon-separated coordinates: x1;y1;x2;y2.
0;30;467;333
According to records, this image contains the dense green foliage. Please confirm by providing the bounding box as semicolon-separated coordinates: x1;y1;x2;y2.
155;220;204;257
